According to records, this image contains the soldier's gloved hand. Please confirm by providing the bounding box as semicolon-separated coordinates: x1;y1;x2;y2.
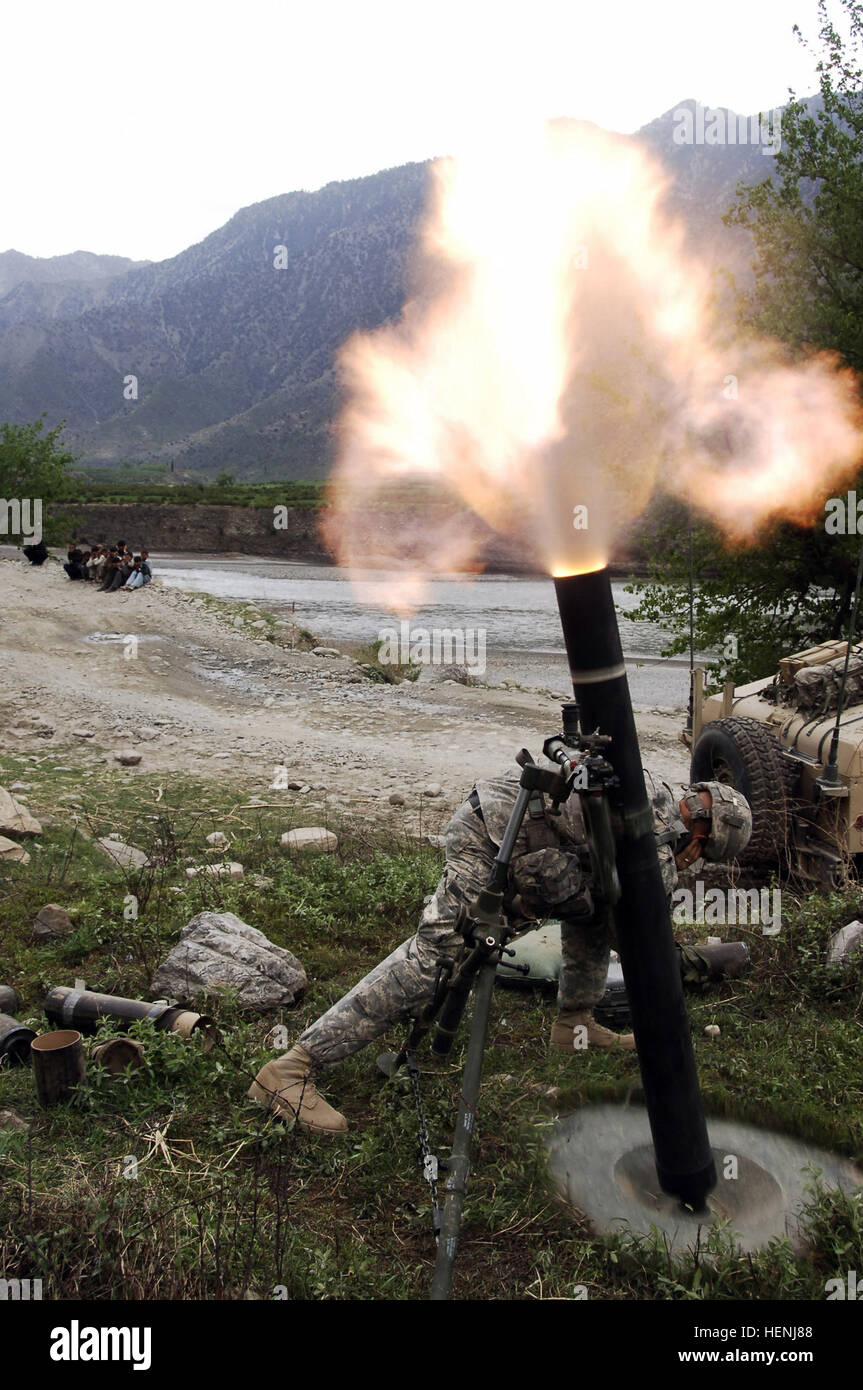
513;847;585;915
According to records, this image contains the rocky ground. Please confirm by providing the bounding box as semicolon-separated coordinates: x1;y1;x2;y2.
0;555;691;832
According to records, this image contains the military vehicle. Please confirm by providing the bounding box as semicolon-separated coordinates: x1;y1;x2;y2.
689;639;863;885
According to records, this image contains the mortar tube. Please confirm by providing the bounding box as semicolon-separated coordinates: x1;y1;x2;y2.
44;987;214;1039
0;1013;37;1067
554;568;716;1209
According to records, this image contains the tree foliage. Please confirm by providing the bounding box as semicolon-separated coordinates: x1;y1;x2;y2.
629;0;863;684
0;416;77;543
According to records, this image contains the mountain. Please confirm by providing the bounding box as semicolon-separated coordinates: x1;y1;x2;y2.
0;248;150;296
0;101;803;479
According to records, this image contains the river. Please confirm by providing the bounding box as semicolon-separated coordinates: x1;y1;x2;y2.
153;553;707;710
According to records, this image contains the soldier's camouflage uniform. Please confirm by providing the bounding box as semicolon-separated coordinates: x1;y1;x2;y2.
299;766;686;1066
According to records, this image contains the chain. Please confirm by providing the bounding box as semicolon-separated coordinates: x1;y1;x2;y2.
405;1047;441;1242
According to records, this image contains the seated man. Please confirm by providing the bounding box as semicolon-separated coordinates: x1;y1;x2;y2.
249;767;752;1134
123;558;145;589
139;550;152;584
63;542;87;580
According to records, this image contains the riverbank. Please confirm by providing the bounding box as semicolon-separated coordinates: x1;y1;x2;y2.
0;555;692;825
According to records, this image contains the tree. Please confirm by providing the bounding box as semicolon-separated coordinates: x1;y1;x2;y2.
629;0;863;684
0;417;77;544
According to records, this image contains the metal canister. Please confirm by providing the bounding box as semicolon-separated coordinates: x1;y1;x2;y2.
0;1013;37;1067
43;987;214;1039
31;1030;86;1105
0;986;20;1014
91;1037;146;1074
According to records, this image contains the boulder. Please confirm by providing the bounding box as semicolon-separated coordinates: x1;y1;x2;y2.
280;827;338;854
311;647;341;657
205;831;229;849
827;919;863;965
185;862;244;880
422;784;444;799
114;749;143;766
96;837;150;872
0;1109;28;1132
0;787;41;837
0;836;30;865
33;904;75;938
151;910;307;1010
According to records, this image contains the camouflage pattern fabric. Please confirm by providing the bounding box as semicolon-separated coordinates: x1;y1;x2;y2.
763;646;863;715
300;769;685;1066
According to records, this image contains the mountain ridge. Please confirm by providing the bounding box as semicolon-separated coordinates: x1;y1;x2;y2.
0;99;809;480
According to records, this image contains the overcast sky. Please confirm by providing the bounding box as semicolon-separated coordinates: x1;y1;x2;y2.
1;0;830;263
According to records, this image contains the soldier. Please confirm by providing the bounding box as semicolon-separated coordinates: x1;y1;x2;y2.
249;768;751;1133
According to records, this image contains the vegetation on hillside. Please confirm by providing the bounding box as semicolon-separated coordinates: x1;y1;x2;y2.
629;0;863;687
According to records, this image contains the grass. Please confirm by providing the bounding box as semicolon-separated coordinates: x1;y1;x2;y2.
1;753;862;1300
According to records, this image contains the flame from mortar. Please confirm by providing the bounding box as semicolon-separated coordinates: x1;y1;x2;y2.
322;118;863;610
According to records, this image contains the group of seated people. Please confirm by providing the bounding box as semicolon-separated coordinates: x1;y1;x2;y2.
63;540;153;591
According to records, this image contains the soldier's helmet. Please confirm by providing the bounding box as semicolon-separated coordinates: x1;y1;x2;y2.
681;781;752;862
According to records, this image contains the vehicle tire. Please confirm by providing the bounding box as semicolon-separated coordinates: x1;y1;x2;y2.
690;716;792;867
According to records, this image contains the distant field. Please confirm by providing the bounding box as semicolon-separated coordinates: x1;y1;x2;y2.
56;479;327;509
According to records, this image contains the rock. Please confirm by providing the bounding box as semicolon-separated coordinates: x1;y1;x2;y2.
388;792;406;806
310;783;327;792
287;780;306;791
136;726;161;741
422;784;443;798
96;837;150;872
205;832;229;848
250;874;273;889
233;617;245;627
33;904;75;938
151;910;307;1010
114;749;142;766
72;729;95;739
704;1025;721;1037
280;827;338;854
427;834;447;849
0;787;42;837
0;1110;27;1132
7;716;54;738
0;836;30;864
9;781;30;791
827;920;863;965
311;647;341;657
250;620;268;630
185;862;244;880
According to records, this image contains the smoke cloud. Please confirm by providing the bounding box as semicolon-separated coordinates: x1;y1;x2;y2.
323;118;863;601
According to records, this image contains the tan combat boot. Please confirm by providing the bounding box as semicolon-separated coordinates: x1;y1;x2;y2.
550;1010;636;1052
248;1045;348;1133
